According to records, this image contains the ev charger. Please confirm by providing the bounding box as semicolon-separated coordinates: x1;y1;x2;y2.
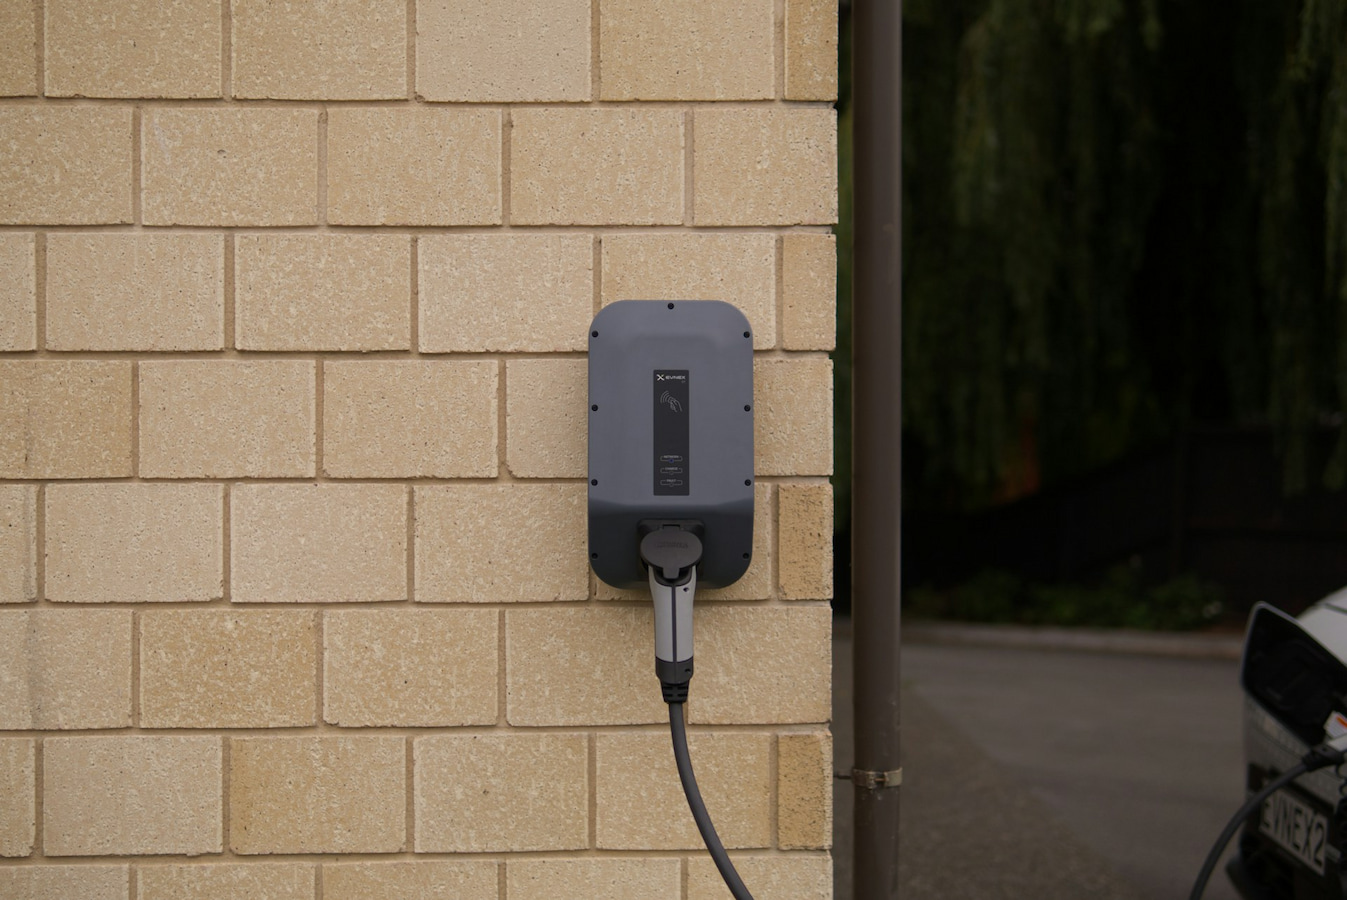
587;299;755;591
587;299;757;900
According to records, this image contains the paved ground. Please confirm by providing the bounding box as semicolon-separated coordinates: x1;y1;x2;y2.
833;620;1248;899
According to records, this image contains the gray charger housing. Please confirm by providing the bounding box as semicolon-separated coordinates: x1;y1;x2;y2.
588;300;755;589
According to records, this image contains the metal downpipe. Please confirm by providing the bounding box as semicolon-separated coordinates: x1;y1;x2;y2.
851;0;903;896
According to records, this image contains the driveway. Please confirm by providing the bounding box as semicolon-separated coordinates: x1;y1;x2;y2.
833;621;1246;899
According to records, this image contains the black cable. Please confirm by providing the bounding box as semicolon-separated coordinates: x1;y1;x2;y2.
668;701;755;900
1190;741;1347;900
1188;761;1308;900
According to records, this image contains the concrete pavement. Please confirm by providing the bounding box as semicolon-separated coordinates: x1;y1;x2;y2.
834;620;1248;899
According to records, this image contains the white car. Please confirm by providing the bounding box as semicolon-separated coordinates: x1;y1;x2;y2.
1227;593;1347;899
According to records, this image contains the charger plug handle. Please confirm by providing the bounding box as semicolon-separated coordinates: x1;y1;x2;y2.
641;527;701;693
640;527;703;586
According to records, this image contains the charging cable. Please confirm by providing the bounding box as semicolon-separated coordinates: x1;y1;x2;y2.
641;526;756;900
1189;733;1347;900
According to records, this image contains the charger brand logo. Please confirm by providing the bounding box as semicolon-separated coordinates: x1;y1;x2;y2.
655;373;687;382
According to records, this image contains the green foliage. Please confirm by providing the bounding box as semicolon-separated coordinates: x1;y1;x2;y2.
904;0;1166;506
906;565;1226;631
895;0;1347;508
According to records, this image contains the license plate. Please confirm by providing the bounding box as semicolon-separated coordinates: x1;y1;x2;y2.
1260;787;1330;876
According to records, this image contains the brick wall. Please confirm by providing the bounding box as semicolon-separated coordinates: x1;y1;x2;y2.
0;1;837;896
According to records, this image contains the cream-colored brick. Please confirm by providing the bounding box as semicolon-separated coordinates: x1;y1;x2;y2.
508;860;679;900
0;739;34;856
324;609;496;727
414;733;587;852
416;484;587;603
233;0;405;99
600;0;773;100
417;0;590;102
0;107;132;224
506;608;665;726
694;109;837;226
0;610;131;729
325;861;497;900
755;357;833;476
46;234;223;351
142;108;318;226
0;361;133;478
327;108;500;225
690;606;831;725
0;0;37;96
785;0;839;101
44;736;222;856
601;234;776;349
46;0;220;98
782;233;836;350
688;856;832;899
323;361;497;478
779;483;833;600
596;483;773;602
596;731;771;849
506;359;585;478
232;484;406;604
779;732;833;849
0;485;36;604
46;483;222;603
0;866;128;900
235;234;410;351
511;109;683;225
230;737;404;854
419;234;591;353
140;864;314;900
141;610;317;729
0;233;35;349
139;361;315;478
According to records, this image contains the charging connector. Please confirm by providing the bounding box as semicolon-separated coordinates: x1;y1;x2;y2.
1189;733;1347;899
639;522;755;900
641;524;700;701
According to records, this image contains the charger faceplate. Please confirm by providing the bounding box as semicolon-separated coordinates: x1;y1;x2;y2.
587;300;755;589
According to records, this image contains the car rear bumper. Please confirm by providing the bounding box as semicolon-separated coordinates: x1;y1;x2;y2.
1228;852;1286;900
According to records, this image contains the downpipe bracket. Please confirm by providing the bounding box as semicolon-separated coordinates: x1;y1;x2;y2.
840;767;903;790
